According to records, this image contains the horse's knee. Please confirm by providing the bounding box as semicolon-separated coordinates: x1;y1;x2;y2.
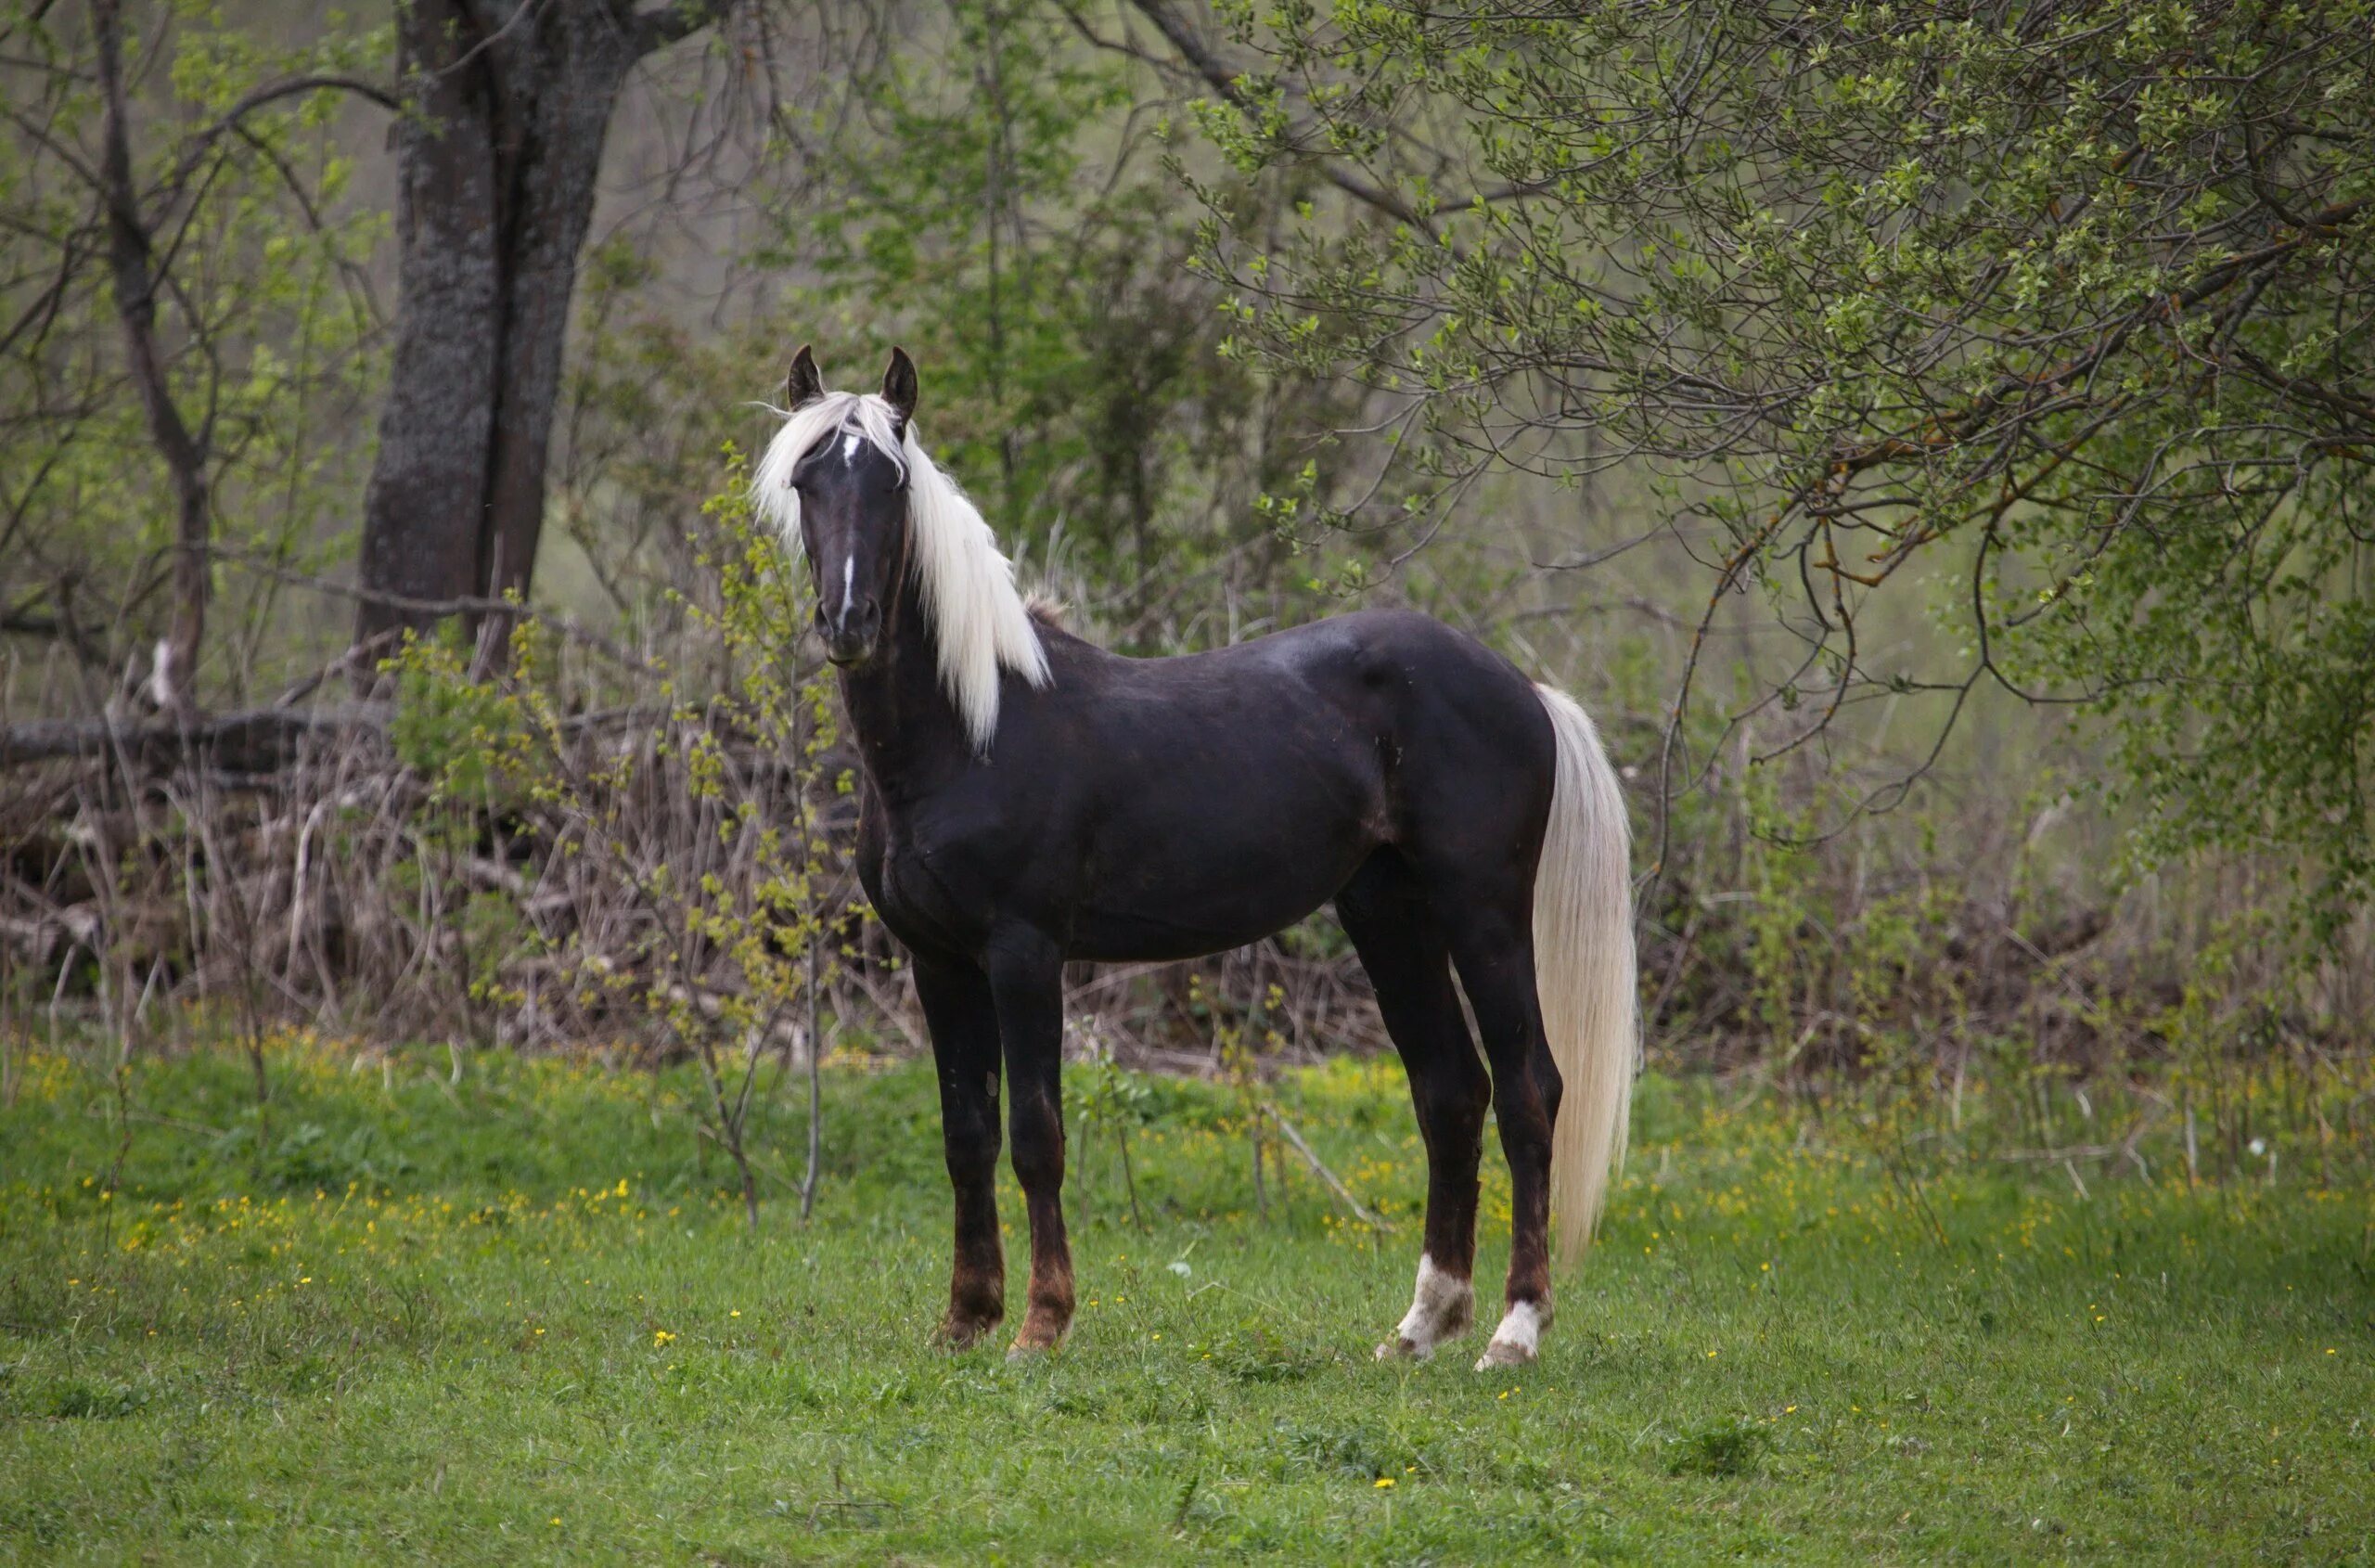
1008;1097;1065;1192
945;1137;998;1191
943;1100;1001;1176
1010;1143;1062;1194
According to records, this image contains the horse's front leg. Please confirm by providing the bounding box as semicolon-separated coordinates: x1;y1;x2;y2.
985;930;1074;1356
913;956;1007;1348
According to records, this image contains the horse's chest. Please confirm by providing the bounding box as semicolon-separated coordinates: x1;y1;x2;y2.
861;808;996;958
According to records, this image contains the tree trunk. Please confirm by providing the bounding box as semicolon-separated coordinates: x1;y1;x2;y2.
356;1;713;656
354;0;501;651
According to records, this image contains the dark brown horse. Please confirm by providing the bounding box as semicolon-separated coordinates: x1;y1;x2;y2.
757;348;1637;1368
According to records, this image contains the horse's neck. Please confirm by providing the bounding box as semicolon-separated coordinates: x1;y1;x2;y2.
835;579;973;801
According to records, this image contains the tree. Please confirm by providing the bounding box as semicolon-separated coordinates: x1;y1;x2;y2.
0;2;388;706
354;0;735;653
1184;0;2375;920
763;0;1367;636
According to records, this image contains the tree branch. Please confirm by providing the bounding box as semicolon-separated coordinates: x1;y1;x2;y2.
633;0;733;57
92;0;210;714
1122;0;1440;235
152;72;401;218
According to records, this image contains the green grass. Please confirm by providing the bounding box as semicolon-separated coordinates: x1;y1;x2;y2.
3;1038;2370;1563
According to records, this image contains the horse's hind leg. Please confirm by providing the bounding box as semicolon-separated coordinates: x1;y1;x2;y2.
1337;852;1493;1360
1445;904;1562;1369
912;956;1006;1347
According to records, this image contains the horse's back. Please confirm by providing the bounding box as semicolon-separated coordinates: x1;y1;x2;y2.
1085;608;1541;731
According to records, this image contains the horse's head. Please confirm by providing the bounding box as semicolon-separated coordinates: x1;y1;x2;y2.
775;345;920;668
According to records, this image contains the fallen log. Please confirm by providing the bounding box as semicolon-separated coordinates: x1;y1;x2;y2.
0;700;693;775
0;703;392;771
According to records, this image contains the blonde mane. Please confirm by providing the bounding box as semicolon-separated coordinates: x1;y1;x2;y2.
752;391;1050;752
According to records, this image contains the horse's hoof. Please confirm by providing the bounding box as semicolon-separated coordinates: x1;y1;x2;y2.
1007;1315;1069;1359
1473;1302;1546;1369
938;1315;1001;1350
1474;1337;1536;1370
1379;1253;1474;1363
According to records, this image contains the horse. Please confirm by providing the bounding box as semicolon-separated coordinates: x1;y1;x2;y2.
755;346;1637;1369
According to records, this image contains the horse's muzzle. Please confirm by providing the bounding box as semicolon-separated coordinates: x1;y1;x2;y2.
816;598;881;666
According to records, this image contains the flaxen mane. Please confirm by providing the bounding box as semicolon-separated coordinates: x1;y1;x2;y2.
753;391;1048;750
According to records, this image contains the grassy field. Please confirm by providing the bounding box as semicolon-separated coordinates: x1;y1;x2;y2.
2;1036;2369;1564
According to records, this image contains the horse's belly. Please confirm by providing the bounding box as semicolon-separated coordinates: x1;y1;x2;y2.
1065;869;1358;962
1064;779;1379;962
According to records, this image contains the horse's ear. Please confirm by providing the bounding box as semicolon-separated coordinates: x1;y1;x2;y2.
881;346;918;425
786;344;825;408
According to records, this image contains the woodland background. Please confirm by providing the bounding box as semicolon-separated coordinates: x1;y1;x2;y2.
2;0;2371;1190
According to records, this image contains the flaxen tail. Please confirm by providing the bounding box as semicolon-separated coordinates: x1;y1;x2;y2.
1532;684;1637;1263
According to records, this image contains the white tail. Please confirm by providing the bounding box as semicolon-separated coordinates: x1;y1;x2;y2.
1533;684;1638;1263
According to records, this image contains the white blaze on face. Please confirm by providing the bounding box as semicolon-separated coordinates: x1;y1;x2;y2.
841;555;856;618
1376;1253;1474;1360
1475;1300;1546;1369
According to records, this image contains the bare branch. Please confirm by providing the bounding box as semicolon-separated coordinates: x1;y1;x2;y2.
91;0;209;714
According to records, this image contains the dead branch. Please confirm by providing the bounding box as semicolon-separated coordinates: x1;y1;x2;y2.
0;703;391;771
92;0;210;713
1260;1101;1392;1231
